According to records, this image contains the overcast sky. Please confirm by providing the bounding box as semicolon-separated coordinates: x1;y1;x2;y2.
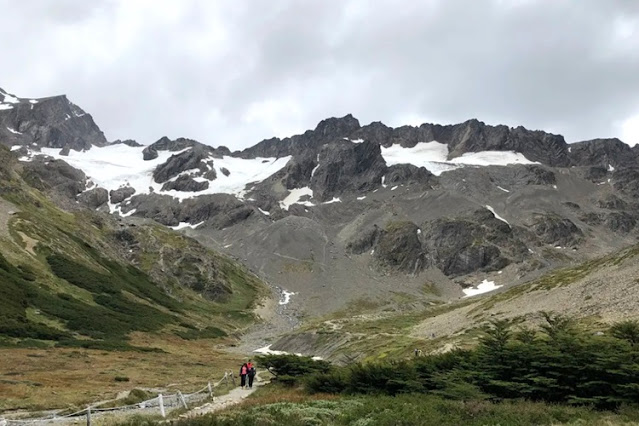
2;0;639;148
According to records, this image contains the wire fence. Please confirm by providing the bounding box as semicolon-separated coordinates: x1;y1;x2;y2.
1;370;237;425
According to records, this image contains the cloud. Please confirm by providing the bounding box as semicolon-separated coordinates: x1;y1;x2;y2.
1;0;639;148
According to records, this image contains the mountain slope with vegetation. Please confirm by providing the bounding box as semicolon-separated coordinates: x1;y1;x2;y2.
0;144;269;410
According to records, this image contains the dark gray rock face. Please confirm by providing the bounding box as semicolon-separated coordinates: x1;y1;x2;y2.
384;164;434;186
123;193;181;225
514;165;556;185
153;146;211;183
239;114;361;158
569;138;637;168
147;136;200;152
582;166;609;182
604;212;636;233
109;186;136;204
78;187;108;209
161;175;209;192
241;115;572;168
179;194;253;229
612;168;639;198
283;155;318;190
111;139;141;147
598;194;628;210
445;121;570;167
142;145;158;160
311;141;386;201
422;212;511;276
579;212;604;226
0;88;107;151
346;225;381;255
530;214;583;247
374;221;425;273
22;157;86;199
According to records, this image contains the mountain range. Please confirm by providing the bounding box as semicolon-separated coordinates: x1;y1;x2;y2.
2;86;639;356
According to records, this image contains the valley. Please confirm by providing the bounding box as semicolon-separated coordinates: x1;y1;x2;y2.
2;86;639;422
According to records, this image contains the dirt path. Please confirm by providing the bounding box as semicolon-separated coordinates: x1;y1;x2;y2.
180;374;269;419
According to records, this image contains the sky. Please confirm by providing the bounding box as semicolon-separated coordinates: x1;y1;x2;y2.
1;0;639;148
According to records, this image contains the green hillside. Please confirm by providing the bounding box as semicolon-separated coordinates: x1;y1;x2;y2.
0;145;267;350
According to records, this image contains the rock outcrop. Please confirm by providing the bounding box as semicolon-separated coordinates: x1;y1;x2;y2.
311;140;386;201
0;88;107;151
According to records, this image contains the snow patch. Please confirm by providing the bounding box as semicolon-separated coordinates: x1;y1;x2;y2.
608;164;615;172
381;176;387;188
6;127;22;135
2;93;19;104
170;221;204;230
0;104;13;110
391;185;398;191
497;186;510;193
253;345;321;359
310;154;320;178
10;145;22;151
279;290;296;305
485;205;510;227
29;99;38;104
357;196;366;200
463;279;503;297
381;141;538;176
258;208;270;216
323;197;341;205
280;187;314;210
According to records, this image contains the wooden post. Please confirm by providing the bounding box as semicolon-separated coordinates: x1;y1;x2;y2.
208;381;213;398
178;391;188;409
159;394;166;418
86;406;91;426
224;371;229;387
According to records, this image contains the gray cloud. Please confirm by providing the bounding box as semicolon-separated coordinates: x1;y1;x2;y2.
2;0;639;148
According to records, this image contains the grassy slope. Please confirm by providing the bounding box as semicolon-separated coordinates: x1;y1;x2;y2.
274;242;639;363
0;146;268;410
116;384;639;426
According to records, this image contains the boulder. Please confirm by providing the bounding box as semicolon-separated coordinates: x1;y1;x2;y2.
109;186;136;204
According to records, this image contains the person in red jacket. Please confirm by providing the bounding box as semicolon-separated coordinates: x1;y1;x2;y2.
246;360;256;389
239;363;248;389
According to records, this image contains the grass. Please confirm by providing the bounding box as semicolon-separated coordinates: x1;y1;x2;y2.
114;384;639;426
0;335;246;412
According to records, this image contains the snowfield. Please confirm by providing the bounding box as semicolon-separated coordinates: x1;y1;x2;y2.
381;141;538;176
20;145;291;205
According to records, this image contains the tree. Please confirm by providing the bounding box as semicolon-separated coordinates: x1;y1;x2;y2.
610;320;639;346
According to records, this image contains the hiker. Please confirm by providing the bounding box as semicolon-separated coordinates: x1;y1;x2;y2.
247;359;256;389
239;362;248;389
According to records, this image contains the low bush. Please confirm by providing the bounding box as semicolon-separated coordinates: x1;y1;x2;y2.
306;314;639;409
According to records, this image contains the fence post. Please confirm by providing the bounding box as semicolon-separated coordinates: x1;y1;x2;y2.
224;371;229;387
178;391;188;409
159;394;166;418
86;406;91;426
231;371;236;386
208;381;213;398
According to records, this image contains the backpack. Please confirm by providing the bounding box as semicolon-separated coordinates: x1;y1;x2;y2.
249;366;256;376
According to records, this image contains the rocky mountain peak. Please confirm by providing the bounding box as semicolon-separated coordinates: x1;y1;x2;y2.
0;87;107;151
314;113;361;138
569;138;637;168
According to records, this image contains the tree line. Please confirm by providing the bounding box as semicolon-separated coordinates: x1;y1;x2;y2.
258;313;639;409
